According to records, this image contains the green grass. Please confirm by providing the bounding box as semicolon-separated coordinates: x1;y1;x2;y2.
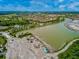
18;32;32;38
0;36;7;59
0;55;6;59
59;40;79;59
0;36;7;46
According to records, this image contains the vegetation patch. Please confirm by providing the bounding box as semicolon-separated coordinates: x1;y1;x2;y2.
18;32;32;38
0;55;6;59
0;36;7;46
59;40;79;59
0;14;65;37
0;35;7;59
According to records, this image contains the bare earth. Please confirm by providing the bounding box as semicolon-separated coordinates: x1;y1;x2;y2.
6;38;37;59
2;32;53;59
1;32;36;59
1;32;78;59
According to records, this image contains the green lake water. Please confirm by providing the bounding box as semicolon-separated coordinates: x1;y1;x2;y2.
29;19;79;50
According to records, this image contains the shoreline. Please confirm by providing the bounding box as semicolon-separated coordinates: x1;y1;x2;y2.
0;32;79;59
32;34;55;52
54;39;79;55
65;20;79;32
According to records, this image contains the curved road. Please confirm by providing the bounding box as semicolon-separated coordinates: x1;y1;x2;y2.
50;39;79;59
54;39;79;55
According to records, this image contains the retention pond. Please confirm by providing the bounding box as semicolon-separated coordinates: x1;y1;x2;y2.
28;18;79;50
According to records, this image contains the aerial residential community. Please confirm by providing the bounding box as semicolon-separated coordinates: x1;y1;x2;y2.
0;0;79;59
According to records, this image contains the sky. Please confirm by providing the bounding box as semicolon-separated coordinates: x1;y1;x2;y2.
0;0;79;11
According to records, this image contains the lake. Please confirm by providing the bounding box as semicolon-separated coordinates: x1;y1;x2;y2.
22;18;79;50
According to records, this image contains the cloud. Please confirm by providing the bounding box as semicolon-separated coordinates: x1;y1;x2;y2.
0;1;53;11
30;1;50;8
67;2;79;11
58;2;79;11
58;0;64;2
25;1;54;11
0;0;79;11
0;4;27;11
59;5;66;10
